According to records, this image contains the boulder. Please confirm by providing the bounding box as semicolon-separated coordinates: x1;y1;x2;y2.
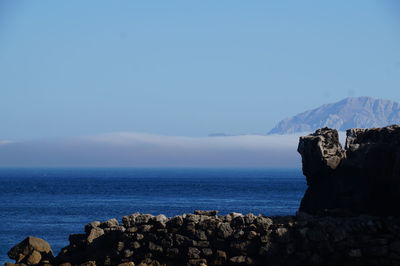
87;227;104;243
101;218;119;228
7;236;53;265
85;221;101;234
217;222;233;239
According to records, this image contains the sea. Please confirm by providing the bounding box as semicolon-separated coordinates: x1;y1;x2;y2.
0;168;306;264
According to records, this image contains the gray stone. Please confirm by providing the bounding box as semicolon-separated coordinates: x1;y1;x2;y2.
151;214;167;229
8;236;53;262
175;234;194;247
139;224;153;232
229;255;246;263
202;248;213;257
217;222;233;239
194;230;207;241
131;241;141;249
255;216;273;231
26;250;41;265
85;221;101;234
187;247;201;259
135;233;144;241
87;227;104;243
194;210;219;216
122;213;153;227
244;213;257;224
185;214;201;223
103;218;119;228
167;216;184;228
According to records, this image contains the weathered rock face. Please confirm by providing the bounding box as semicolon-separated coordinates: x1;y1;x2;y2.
298;125;400;216
297;127;346;185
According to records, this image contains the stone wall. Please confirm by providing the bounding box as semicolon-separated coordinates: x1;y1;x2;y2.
7;211;400;266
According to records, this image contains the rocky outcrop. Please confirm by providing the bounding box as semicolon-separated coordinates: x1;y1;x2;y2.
297;128;345;185
298;125;400;216
6;212;400;266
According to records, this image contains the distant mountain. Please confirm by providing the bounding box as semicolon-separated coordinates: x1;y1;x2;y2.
269;97;400;134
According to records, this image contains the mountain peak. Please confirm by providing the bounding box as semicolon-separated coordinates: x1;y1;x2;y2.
269;97;400;134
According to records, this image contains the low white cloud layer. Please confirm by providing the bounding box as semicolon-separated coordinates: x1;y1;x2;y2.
0;132;308;167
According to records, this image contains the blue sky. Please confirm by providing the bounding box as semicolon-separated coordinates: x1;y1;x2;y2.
0;1;400;167
1;1;400;140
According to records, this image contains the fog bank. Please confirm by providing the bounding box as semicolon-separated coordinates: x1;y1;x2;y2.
0;133;306;167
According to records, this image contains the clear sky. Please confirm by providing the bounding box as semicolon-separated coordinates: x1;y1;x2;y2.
1;0;400;140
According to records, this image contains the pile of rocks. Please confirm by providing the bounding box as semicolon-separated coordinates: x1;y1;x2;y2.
6;211;400;266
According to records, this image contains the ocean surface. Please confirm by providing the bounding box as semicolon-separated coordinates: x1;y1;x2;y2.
0;168;306;264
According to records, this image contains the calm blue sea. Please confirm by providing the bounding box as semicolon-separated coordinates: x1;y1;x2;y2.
0;168;306;264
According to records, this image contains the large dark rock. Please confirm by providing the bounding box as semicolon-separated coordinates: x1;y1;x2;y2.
298;125;400;216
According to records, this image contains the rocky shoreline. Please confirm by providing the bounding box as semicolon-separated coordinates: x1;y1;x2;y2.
7;210;400;266
6;125;400;266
